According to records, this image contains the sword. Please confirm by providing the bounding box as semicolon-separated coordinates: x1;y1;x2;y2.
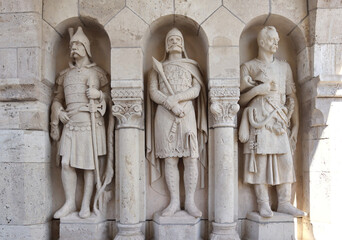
79;79;106;192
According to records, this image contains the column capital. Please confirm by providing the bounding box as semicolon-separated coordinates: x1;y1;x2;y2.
111;87;143;129
209;86;240;128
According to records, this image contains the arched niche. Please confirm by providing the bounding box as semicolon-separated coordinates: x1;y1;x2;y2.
47;17;114;222
142;14;210;222
238;14;308;236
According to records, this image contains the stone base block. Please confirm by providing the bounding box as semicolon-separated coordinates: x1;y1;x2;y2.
60;212;108;240
244;212;295;240
153;211;201;240
0;223;50;240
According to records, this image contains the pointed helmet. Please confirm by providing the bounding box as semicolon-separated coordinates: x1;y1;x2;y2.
165;27;188;58
70;27;92;57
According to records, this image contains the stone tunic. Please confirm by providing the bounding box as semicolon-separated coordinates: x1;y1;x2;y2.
240;58;296;185
54;64;108;170
154;62;199;159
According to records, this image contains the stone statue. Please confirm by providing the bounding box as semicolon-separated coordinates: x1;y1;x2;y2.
239;26;306;218
50;27;114;219
146;28;207;218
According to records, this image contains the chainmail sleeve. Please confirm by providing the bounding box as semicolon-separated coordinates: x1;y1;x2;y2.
148;70;169;109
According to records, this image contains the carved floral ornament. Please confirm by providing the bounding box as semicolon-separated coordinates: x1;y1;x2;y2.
111;87;143;129
209;87;240;128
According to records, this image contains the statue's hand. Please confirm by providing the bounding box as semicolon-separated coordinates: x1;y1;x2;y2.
59;111;70;124
171;104;184;118
256;82;271;95
165;95;179;110
86;88;101;99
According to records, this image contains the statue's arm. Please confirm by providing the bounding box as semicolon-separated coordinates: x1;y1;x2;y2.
148;70;168;107
174;77;201;102
51;84;65;124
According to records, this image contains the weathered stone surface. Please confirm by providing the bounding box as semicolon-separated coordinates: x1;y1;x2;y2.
18;47;40;80
79;0;125;26
43;0;78;30
14;104;48;128
153;211;201;240
208;46;240;78
289;15;310;53
105;8;148;47
312;44;342;76
201;7;245;47
244;212;295;240
309;0;342;10
0;49;17;78
223;0;269;24
42;21;61;87
127;0;174;24
0;13;41;48
111;48;143;80
0;162;52;225
0;78;52;104
271;0;307;25
60;213;108;240
0;130;50;163
175;0;221;24
0;223;51;240
0;0;42;13
314;8;342;44
297;47;312;84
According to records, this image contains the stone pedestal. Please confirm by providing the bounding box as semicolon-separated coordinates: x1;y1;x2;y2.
244;212;295;240
153;211;201;240
59;212;108;240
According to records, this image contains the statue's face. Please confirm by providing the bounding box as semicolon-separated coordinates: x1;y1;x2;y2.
166;35;183;54
70;41;87;59
260;30;279;54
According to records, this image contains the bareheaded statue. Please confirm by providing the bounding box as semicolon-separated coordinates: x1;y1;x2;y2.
146;28;207;218
239;26;306;218
50;27;114;219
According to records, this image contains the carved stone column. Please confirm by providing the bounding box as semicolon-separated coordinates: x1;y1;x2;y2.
209;86;240;240
112;87;144;240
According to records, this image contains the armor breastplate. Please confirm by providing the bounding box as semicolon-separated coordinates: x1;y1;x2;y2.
64;67;100;105
160;63;192;94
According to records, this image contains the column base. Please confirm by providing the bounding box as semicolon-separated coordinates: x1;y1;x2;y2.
153;211;201;240
60;212;108;240
114;222;144;240
210;222;240;240
244;212;294;240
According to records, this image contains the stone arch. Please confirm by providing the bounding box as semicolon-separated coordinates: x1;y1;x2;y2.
142;13;210;231
238;13;310;238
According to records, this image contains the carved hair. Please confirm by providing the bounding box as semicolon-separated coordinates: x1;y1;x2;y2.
257;26;278;46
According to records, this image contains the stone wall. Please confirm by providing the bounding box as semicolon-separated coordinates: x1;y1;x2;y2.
0;0;341;239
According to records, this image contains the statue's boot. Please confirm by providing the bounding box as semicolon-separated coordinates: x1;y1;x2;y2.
79;170;94;219
184;158;202;218
162;158;181;217
54;164;77;219
254;184;273;218
276;183;307;217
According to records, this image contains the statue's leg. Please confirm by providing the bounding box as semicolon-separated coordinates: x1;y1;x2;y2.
184;157;202;218
79;170;94;218
54;161;77;219
276;183;307;217
254;184;273;218
162;157;181;216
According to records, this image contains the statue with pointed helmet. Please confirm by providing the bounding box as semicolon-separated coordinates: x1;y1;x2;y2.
146;27;207;218
239;26;306;218
50;26;114;219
